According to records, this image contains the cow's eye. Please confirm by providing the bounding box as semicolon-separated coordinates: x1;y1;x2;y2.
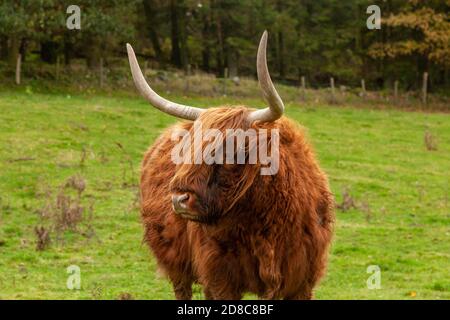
207;166;219;187
208;165;229;189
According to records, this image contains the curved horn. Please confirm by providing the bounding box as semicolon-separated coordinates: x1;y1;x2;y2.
248;31;285;123
126;44;203;120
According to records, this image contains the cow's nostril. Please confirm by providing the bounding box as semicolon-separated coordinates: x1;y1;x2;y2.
178;193;189;203
172;193;190;212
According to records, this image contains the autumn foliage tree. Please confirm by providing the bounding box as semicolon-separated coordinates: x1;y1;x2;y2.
369;1;450;87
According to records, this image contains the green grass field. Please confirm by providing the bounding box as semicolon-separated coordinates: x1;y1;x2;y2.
0;89;449;299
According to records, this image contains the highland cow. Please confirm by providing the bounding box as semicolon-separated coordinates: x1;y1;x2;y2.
127;31;334;300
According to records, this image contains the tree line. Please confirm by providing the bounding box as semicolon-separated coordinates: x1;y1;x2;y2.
0;0;448;91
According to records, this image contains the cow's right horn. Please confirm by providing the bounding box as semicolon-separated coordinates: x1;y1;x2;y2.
126;44;204;121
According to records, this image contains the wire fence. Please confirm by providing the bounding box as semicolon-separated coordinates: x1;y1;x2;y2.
2;55;449;112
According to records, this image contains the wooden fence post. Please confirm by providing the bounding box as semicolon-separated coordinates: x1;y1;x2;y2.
300;76;306;101
330;77;336;103
361;79;366;97
15;54;22;85
394;80;399;102
222;67;228;96
99;57;104;88
56;56;60;80
422;72;428;105
184;64;191;94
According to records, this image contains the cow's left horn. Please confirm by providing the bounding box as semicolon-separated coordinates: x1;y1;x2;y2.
126;44;204;121
248;31;285;123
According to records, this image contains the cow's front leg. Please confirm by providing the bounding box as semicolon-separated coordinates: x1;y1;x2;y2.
197;251;243;299
200;260;243;300
170;275;193;300
203;284;242;300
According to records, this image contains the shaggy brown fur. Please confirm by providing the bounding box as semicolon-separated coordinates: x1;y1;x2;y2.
140;107;334;300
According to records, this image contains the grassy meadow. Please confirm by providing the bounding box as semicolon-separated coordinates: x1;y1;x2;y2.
0;88;449;299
